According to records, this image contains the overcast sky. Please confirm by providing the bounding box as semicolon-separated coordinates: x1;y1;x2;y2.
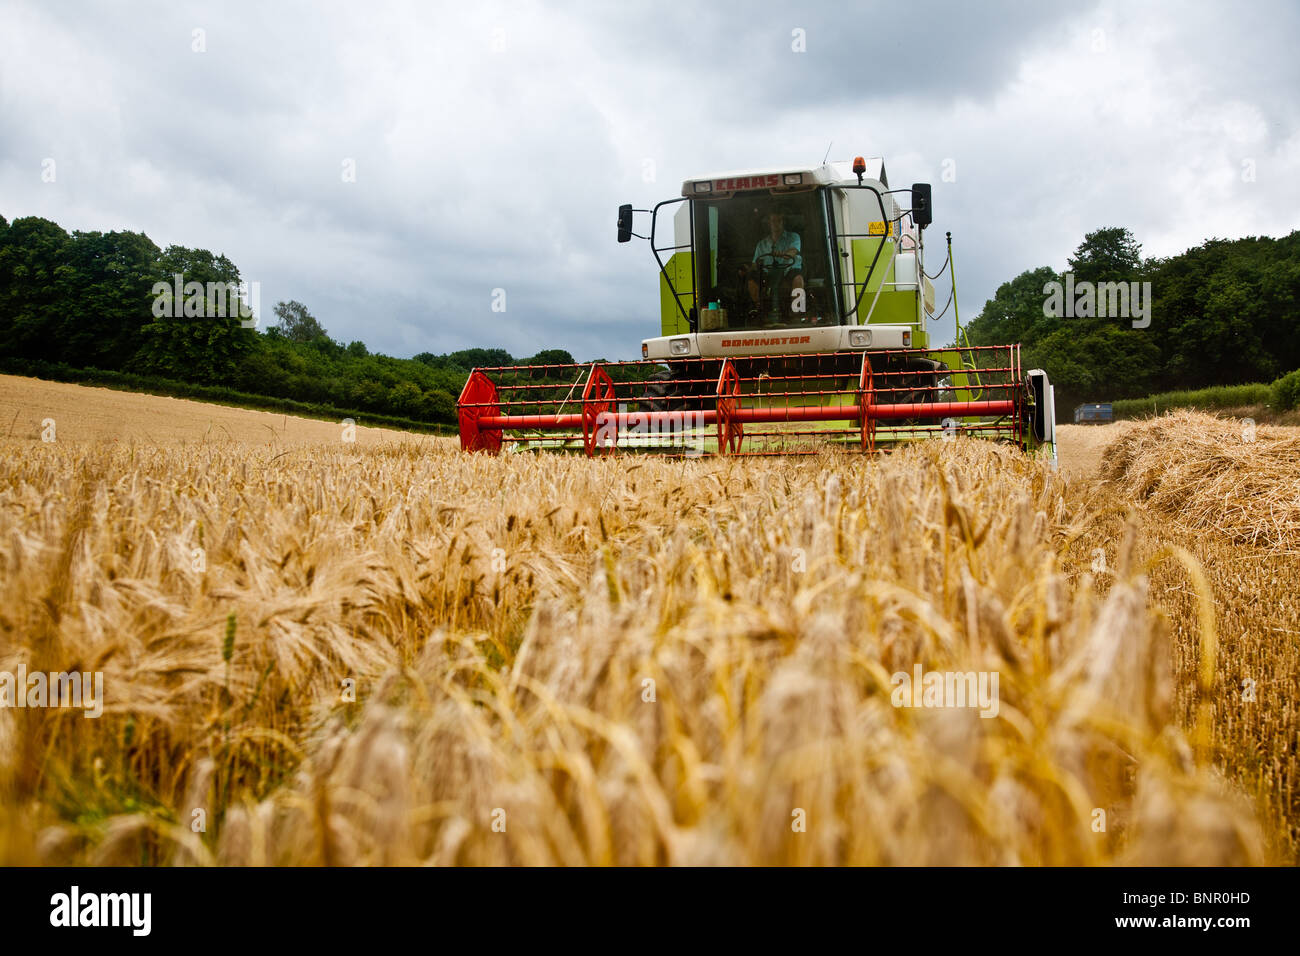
3;0;1298;361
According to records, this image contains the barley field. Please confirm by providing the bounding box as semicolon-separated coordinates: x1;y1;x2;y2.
0;378;1296;865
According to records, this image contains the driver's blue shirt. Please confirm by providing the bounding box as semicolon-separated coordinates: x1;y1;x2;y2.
753;230;802;272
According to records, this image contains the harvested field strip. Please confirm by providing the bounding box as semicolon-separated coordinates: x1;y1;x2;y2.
1099;411;1300;551
1078;411;1300;860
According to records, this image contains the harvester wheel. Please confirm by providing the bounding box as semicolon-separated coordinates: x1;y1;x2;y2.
640;367;679;412
888;356;950;425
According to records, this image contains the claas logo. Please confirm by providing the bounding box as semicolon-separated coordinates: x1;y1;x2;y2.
709;174;780;191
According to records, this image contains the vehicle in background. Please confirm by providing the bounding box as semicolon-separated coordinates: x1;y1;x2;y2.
1074;403;1113;424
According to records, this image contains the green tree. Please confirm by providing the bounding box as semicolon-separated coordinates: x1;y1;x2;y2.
56;230;163;369
963;266;1060;347
1026;323;1161;411
387;381;424;415
132;246;257;383
0;217;72;359
1146;234;1300;389
272;300;328;343
349;378;387;409
524;348;575;366
447;347;513;369
966;228;1162;415
1067;227;1142;285
425;388;456;422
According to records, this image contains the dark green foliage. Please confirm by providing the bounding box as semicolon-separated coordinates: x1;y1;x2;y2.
965;227;1300;418
524;348;576;367
1108;370;1300;419
0;217;74;359
1110;382;1278;418
0;213;646;426
272;300;329;343
1274;369;1300;411
133;245;258;384
1066;226;1143;285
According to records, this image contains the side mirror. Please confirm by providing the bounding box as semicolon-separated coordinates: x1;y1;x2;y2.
617;204;633;243
911;183;932;229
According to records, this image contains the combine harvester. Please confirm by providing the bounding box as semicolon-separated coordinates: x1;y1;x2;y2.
458;156;1056;459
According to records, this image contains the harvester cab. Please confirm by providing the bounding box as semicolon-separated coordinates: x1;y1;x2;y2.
633;160;936;354
459;156;1056;461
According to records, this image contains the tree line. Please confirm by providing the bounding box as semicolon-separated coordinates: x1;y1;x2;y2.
0;214;584;424
963;226;1300;414
10;212;1294;428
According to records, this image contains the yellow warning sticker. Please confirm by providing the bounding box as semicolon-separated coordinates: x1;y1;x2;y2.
868;221;893;236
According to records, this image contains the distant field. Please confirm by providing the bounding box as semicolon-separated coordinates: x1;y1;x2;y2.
0;374;444;447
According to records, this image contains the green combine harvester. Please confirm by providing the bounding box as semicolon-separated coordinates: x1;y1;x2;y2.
458;155;1056;460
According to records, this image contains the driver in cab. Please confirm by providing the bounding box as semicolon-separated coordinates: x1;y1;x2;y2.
747;211;804;313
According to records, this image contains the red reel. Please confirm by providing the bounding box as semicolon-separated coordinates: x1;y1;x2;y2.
581;364;618;457
457;369;502;453
716;360;744;454
858;354;876;453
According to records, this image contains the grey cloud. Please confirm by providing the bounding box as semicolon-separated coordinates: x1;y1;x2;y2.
2;0;1298;363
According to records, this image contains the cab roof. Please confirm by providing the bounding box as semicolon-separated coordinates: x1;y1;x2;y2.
681;158;887;197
